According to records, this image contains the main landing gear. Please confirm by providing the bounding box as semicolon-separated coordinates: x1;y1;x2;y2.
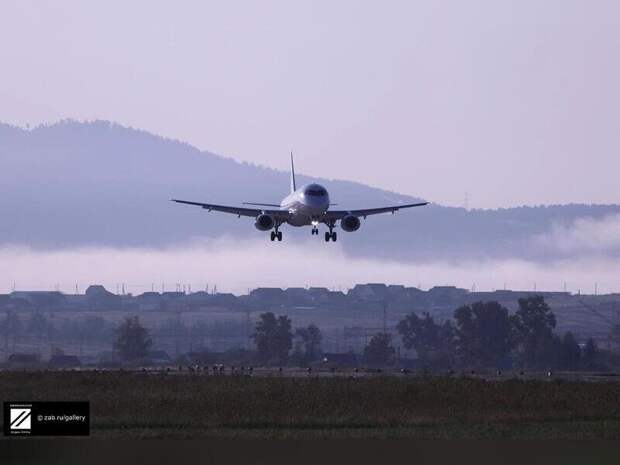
270;230;282;241
324;221;337;242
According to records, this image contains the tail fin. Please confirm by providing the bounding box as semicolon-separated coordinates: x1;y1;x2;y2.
290;151;297;193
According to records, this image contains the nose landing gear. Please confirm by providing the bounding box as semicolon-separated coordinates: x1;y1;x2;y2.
270;230;282;241
311;227;319;235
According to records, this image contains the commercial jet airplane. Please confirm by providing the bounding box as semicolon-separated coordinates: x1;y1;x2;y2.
172;155;428;242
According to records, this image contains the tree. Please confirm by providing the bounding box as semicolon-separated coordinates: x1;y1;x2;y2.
559;332;581;371
582;337;599;371
190;320;210;349
397;312;455;368
510;296;556;369
610;324;620;353
252;312;293;365
363;333;395;365
0;311;23;353
27;312;51;340
51;346;65;357
293;324;322;365
114;316;152;362
454;301;513;369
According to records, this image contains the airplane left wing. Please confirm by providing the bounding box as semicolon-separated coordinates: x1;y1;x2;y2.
171;199;290;220
324;202;428;220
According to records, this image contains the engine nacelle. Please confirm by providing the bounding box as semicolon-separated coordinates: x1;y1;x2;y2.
254;214;275;231
340;215;361;232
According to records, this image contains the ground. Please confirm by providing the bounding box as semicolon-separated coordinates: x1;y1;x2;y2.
2;370;620;438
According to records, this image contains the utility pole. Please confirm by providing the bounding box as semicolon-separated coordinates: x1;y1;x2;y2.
175;310;181;359
246;309;252;350
382;301;387;335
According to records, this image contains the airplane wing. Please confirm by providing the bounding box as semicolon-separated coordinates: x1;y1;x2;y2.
242;202;282;207
171;199;290;220
324;202;429;220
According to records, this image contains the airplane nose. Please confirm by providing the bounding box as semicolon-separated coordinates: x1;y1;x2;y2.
303;194;328;211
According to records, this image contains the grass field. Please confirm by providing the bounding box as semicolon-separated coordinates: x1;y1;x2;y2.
2;371;620;438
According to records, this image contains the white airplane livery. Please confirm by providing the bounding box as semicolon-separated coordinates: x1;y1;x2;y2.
172;155;428;242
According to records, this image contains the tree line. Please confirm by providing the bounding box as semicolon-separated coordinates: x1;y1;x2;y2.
247;296;607;370
394;296;602;371
3;295;614;370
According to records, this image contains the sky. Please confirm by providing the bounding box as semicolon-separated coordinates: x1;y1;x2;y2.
1;1;619;208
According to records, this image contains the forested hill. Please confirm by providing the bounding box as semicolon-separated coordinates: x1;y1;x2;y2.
1;120;618;262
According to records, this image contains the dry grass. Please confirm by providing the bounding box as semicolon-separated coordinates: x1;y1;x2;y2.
1;371;620;438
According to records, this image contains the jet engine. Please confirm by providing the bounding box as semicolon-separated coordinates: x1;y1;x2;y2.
254;214;275;231
340;215;361;232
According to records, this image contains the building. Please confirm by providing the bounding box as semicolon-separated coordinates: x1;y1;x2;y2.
85;285;121;310
49;354;82;368
6;353;41;369
9;291;66;311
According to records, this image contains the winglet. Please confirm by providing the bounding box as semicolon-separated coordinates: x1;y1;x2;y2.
290;151;297;193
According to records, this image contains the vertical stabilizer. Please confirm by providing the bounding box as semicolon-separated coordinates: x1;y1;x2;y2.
290;151;297;193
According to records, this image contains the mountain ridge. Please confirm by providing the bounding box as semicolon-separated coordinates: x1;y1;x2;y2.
1;120;618;262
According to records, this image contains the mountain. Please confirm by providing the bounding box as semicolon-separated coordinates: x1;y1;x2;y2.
1;120;618;262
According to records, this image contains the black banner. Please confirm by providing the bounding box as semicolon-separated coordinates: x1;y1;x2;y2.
3;401;89;436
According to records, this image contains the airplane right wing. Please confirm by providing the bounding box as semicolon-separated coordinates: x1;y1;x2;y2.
324;202;429;220
171;199;291;220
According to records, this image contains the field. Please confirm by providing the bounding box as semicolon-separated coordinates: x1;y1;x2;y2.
2;371;620;438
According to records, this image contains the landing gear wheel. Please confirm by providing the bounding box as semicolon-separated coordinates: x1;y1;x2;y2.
270;231;276;241
332;232;337;242
324;231;330;242
277;231;282;241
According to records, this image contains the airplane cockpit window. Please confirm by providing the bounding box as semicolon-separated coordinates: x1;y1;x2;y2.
306;188;326;196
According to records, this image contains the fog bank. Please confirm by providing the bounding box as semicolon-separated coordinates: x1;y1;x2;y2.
1;237;617;295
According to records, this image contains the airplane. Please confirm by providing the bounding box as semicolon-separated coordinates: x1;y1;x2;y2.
172;154;428;242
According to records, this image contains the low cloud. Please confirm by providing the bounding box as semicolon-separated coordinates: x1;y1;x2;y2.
534;214;620;256
0;236;617;295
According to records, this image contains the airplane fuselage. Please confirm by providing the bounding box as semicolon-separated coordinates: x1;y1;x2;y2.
280;183;330;227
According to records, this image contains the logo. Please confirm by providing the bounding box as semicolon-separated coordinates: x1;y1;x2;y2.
10;407;32;431
4;401;89;436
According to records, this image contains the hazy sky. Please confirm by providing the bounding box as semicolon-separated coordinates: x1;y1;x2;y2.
1;1;619;208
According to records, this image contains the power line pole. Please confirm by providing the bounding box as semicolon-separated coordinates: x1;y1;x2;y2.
382;301;387;335
246;309;251;350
